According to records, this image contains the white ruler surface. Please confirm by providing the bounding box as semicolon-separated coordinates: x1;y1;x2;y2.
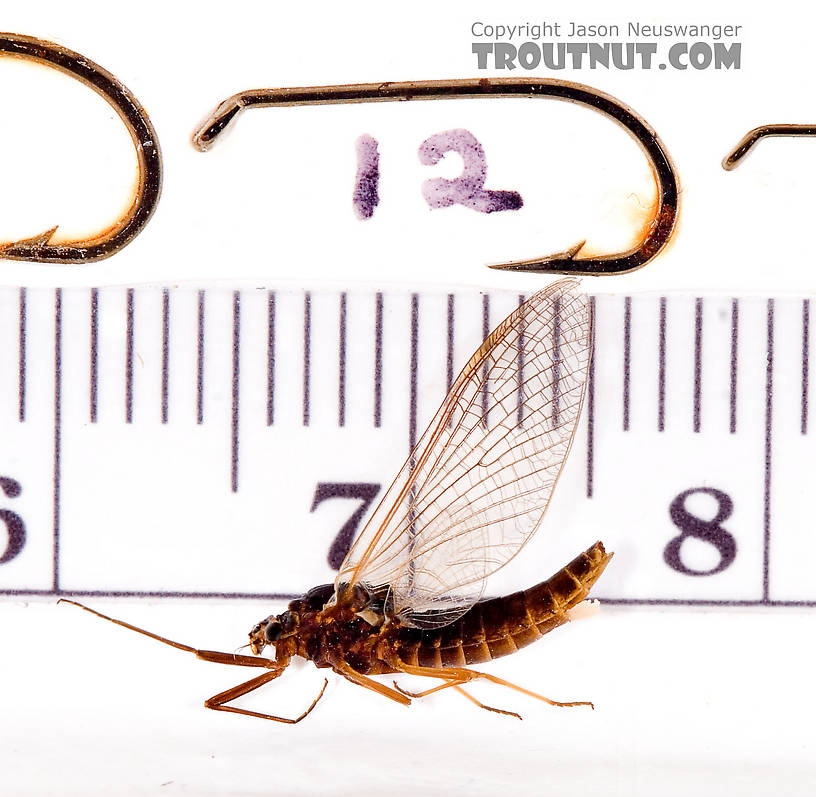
0;286;811;606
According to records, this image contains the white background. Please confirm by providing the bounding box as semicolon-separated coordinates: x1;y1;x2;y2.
1;1;815;795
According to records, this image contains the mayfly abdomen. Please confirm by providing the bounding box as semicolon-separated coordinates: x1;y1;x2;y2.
519;540;612;636
393;541;611;669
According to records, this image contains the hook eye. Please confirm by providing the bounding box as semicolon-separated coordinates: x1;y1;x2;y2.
192;77;678;276
723;124;816;170
0;33;162;263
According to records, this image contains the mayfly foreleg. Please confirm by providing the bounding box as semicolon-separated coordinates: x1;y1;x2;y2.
59;599;277;669
205;672;328;724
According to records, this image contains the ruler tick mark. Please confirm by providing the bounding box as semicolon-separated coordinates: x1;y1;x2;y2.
90;289;99;423
657;297;666;432
339;293;347;427
267;291;275;427
18;287;26;423
407;294;420;581
447;294;455;394
553;294;561;427
196;290;205;425
730;299;739;434
802;299;809;435
517;294;526;426
764;298;774;603
693;298;703;434
586;296;595;499
446;294;455;429
125;288;134;424
53;289;62;593
303;293;311;427
482;294;490;427
409;294;419;453
374;293;383;428
623;296;631;431
231;291;241;494
161;288;170;424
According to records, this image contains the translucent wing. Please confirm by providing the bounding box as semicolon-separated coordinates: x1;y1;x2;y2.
336;278;592;628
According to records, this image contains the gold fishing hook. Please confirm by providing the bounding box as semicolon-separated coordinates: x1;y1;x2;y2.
723;124;816;170
0;33;162;263
192;78;678;276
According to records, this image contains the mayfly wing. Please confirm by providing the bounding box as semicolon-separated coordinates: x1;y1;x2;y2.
335;278;592;628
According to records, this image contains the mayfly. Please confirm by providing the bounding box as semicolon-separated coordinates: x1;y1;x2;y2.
63;277;612;722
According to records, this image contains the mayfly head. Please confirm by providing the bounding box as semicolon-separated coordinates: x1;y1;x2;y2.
249;610;299;655
248;583;336;655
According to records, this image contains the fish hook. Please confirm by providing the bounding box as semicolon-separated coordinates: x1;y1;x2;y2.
723;124;816;170
0;32;162;263
192;77;678;276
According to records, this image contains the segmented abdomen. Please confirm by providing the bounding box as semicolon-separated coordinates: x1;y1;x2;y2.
388;541;612;669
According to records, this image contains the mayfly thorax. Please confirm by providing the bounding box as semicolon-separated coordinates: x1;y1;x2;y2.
63;277;613;723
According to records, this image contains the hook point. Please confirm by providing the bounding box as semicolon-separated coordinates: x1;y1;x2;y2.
0;225;60;252
488;240;587;273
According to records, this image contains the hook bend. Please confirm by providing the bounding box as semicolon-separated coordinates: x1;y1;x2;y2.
0;33;162;263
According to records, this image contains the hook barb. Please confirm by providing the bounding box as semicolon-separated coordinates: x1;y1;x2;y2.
192;78;678;276
0;32;162;263
488;240;587;273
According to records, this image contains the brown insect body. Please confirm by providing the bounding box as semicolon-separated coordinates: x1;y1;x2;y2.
253;541;611;678
64;280;612;721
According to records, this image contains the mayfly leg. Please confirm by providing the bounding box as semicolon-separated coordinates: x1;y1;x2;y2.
330;659;411;706
392;674;521;718
392;677;467;699
60;599;329;722
452;686;522;720
205;673;329;724
58;599;277;669
389;659;594;710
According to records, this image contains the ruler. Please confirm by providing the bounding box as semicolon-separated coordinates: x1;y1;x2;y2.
0;285;812;607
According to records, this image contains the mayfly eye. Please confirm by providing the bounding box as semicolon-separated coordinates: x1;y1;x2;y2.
280;612;297;633
264;621;282;643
